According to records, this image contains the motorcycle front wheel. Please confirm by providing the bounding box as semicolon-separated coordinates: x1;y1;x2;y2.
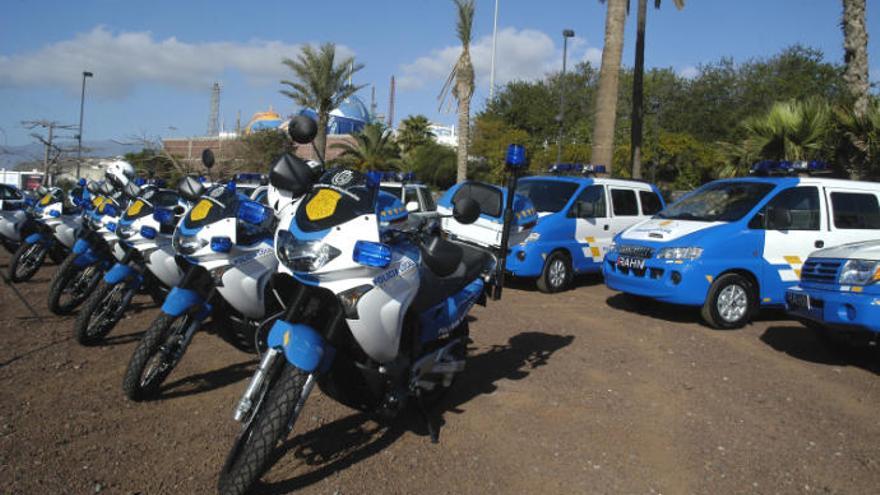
122;312;190;401
74;281;133;345
218;362;308;495
47;255;103;315
9;241;47;282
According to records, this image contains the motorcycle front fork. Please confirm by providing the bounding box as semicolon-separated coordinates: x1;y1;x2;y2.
232;347;316;428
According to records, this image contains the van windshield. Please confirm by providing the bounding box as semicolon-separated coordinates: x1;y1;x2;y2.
657;181;775;222
516;179;579;213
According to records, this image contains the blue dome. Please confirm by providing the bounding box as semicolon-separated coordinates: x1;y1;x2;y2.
299;95;371;136
333;96;370;122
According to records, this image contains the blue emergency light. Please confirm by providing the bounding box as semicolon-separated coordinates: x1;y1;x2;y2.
237;200;269;225
152;208;174;225
211;236;232;253
353;240;392;268
506;144;527;168
750;160;829;175
140;226;157;239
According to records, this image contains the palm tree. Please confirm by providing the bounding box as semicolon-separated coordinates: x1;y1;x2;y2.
741;98;832;161
630;0;684;179
331;123;402;171
841;0;869;117
590;0;628;174
836;99;880;178
280;43;365;162
439;0;476;183
397;115;436;154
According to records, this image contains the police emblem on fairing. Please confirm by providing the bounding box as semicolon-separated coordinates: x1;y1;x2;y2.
332;170;354;187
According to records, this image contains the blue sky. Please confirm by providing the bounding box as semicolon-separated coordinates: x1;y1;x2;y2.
1;0;878;148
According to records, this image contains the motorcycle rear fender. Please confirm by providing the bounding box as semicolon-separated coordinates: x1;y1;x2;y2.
267;319;335;373
104;262;143;289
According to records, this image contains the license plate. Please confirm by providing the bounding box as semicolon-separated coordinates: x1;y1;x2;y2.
786;291;810;310
616;255;646;270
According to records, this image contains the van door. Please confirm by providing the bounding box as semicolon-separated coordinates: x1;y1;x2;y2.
824;187;880;246
757;185;825;304
571;185;609;268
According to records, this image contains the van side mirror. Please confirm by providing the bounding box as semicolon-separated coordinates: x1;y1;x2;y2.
767;206;792;230
453;198;481;225
405;201;420;213
573;202;596;218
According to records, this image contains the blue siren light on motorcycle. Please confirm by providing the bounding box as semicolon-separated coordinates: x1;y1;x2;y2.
140;226;157;239
211;236;232;253
48;209;61;217
152;208;173;225
353;240;392;268
106;222;117;232
506;144;527;168
134;178;146;186
237;200;269;225
77;178;87;186
103;204;118;217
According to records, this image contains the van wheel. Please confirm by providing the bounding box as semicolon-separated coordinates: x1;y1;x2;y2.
537;252;571;293
701;273;756;330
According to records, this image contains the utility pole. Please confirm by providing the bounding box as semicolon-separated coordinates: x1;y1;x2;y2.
387;76;396;128
76;71;93;180
489;0;500;100
23;120;77;186
556;29;575;166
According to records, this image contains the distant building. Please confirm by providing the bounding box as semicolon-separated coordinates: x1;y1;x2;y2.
428;123;457;147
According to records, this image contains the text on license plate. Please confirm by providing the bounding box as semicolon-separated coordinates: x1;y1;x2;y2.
616;256;646;270
786;291;810;310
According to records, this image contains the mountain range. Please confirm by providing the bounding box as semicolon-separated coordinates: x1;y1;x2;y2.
0;140;144;169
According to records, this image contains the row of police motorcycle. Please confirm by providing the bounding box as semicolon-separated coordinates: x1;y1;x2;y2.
0;116;536;495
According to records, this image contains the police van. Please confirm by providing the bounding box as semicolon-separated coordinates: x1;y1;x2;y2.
603;161;880;329
441;164;665;292
786;240;880;342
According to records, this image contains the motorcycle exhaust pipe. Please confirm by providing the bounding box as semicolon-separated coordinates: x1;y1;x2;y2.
233;348;280;422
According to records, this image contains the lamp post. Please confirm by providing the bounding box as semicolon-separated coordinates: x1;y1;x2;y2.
555;29;575;166
76;71;93;179
488;0;500;100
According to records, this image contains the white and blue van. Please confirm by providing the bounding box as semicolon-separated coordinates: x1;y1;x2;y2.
603;161;880;329
441;164;665;292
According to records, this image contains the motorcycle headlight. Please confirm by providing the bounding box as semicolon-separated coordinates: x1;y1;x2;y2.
276;229;340;272
656;247;703;260
838;259;880;286
173;230;208;255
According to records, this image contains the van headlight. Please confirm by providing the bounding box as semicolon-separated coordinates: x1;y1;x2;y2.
656;247;703;260
838;259;880;285
276;230;340;272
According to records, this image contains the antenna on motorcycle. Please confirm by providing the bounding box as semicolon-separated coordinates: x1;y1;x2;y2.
493;144;528;300
287;116;322;167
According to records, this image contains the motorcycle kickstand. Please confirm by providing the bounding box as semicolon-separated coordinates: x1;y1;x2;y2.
414;390;439;444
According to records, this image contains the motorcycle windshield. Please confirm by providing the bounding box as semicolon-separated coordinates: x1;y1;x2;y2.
295;168;376;232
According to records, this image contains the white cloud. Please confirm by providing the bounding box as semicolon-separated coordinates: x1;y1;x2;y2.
398;27;601;91
0;26;354;98
678;65;699;79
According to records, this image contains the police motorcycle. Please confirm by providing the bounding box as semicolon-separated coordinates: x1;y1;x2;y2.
121;150;283;401
47;160;137;315
7;184;88;282
0;186;52;255
215;117;531;495
72;180;190;345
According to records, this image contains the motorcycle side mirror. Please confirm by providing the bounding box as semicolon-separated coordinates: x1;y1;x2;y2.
288;115;318;144
405;201;420;213
125;182;141;198
453;198;481;225
86;181;100;195
177;175;206;203
202;149;215;169
270;154;314;197
99;182;114;196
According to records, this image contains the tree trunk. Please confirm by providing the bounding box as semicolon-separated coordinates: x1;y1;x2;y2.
842;0;870;117
630;0;648;179
591;0;628;175
316;113;329;164
456;91;470;183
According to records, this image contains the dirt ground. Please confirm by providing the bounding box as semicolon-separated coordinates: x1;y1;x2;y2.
1;251;879;495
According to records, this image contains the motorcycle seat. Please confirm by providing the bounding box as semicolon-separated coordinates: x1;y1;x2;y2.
411;241;490;313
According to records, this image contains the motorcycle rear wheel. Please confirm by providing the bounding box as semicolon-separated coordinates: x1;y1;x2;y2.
122;312;190;401
9;241;47;282
74;281;130;345
218;362;307;495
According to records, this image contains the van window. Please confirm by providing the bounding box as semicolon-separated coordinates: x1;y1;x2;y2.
420;188;437;211
516;180;579;214
569;185;606;218
639;190;663;215
452;182;502;217
758;186;820;230
0;184;21;200
611;189;638;216
831;192;880;229
659;181;775;222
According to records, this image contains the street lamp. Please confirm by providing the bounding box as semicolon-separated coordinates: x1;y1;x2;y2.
488;0;500;100
556;29;575;166
76;71;94;179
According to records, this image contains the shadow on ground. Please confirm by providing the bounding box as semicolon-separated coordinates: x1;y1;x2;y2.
160;359;258;399
506;273;604;293
259;331;574;494
760;325;880;374
606;293;795;329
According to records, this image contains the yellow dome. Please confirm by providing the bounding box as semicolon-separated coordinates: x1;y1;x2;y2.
245;106;284;134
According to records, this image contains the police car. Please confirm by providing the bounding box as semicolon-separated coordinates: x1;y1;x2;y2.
786;240;880;342
441;164;665;292
603;160;880;329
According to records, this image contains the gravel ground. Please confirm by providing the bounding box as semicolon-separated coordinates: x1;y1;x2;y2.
1;252;879;495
